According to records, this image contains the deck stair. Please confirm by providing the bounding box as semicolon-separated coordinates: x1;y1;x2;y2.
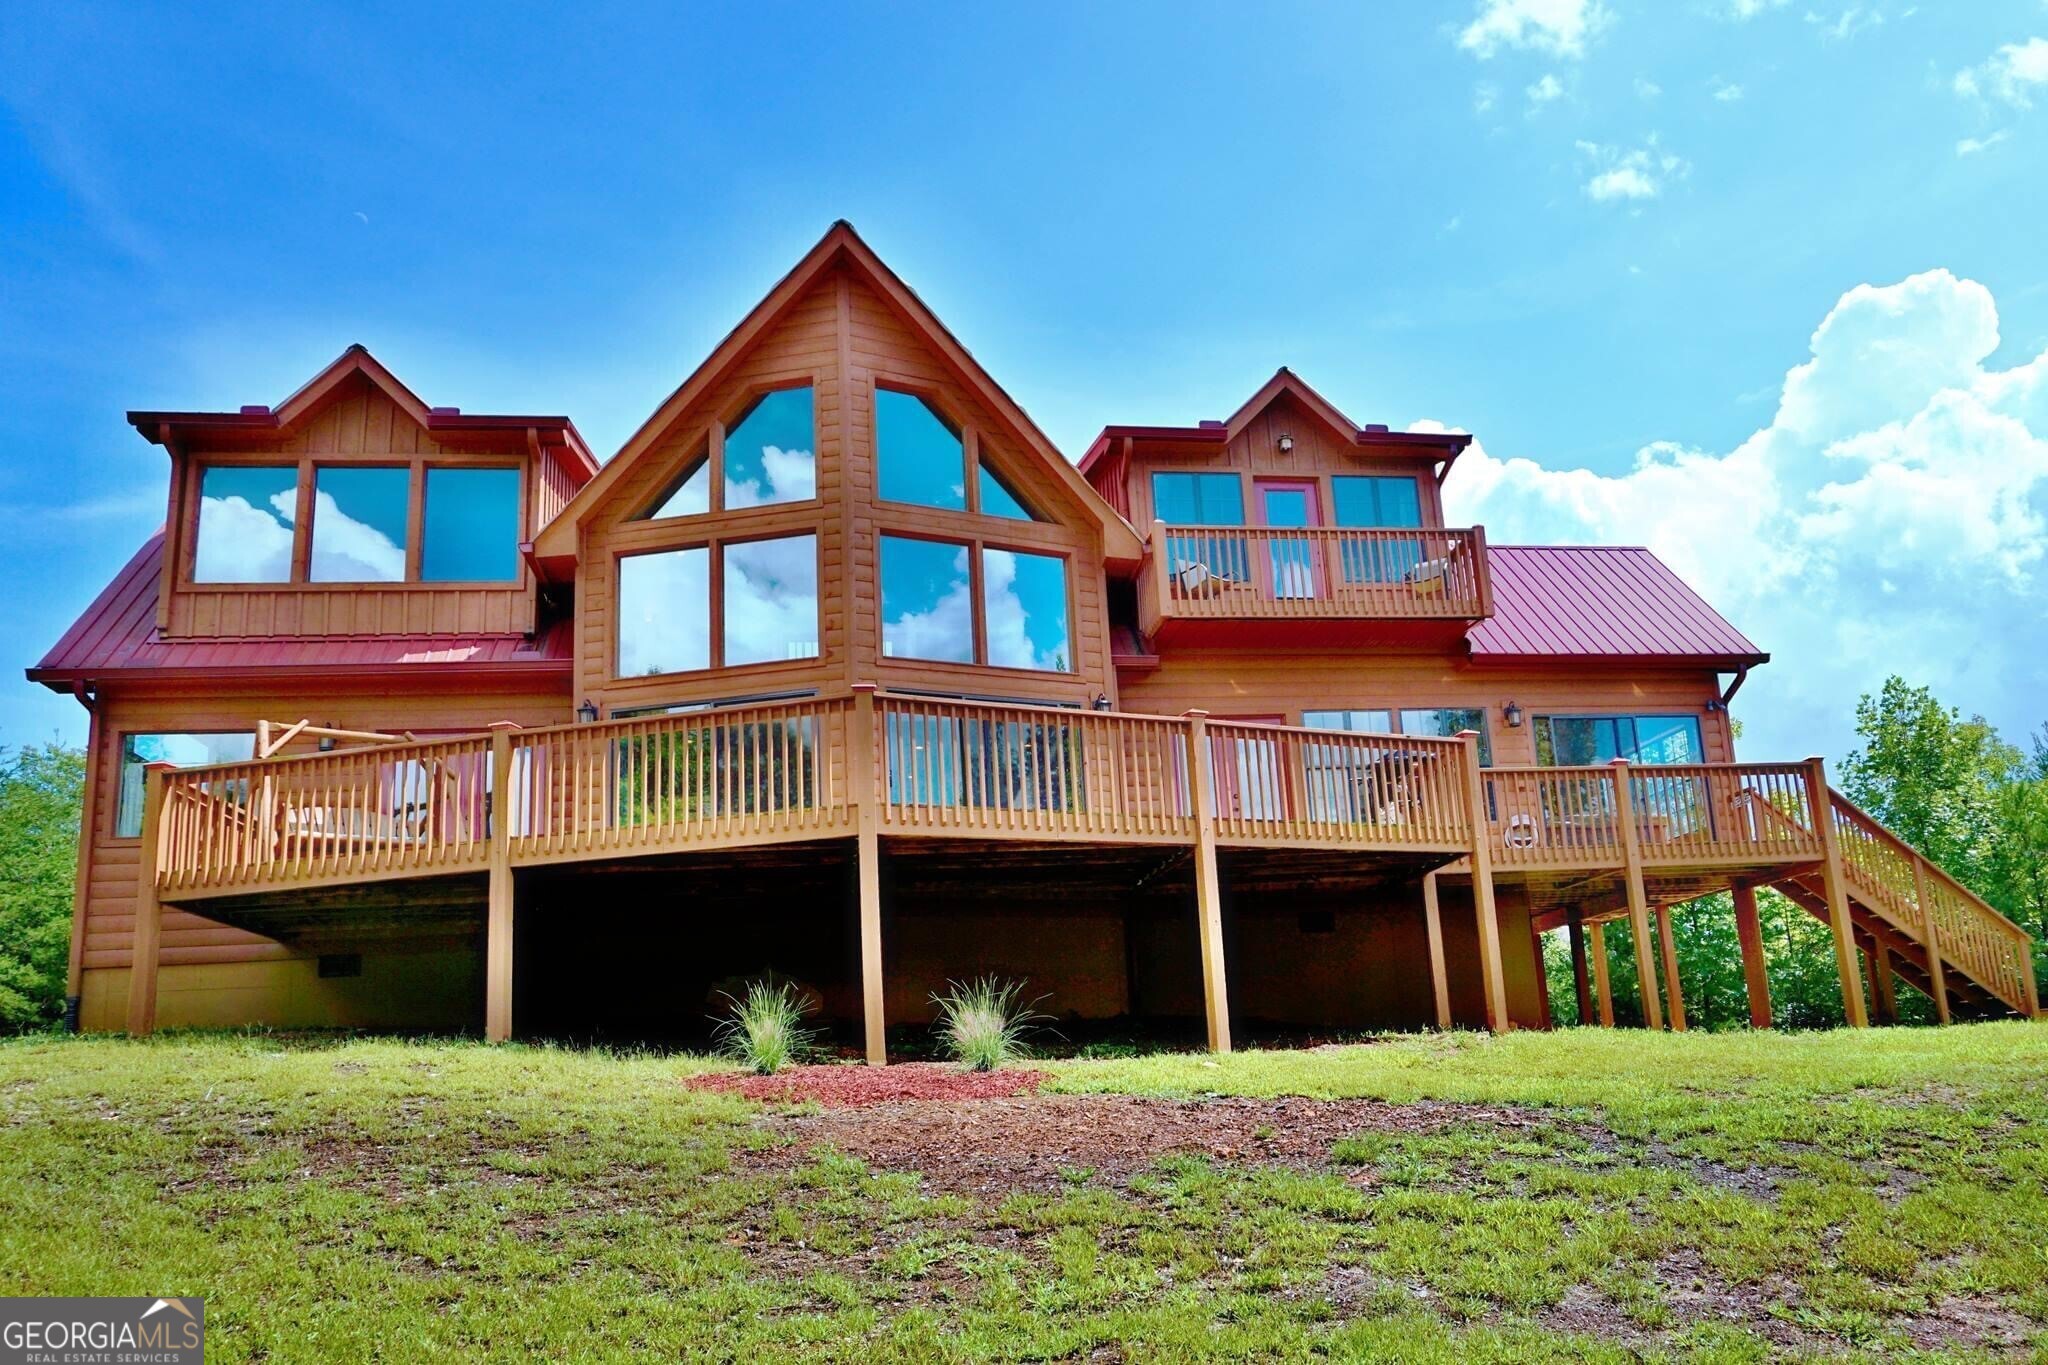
1759;789;2039;1020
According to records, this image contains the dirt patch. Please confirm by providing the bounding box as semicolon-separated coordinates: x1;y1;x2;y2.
750;1094;1557;1195
686;1062;1049;1108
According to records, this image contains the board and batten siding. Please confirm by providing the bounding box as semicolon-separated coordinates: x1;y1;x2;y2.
572;262;1117;718
161;375;544;639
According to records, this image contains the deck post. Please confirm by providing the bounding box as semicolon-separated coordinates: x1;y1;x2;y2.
1587;921;1616;1026
852;685;887;1065
64;705;104;1029
124;761;177;1037
1458;731;1509;1033
1183;710;1232;1053
1655;905;1688;1032
1867;941;1899;1024
1731;882;1773;1029
485;725;517;1043
1422;872;1452;1029
1910;856;1951;1025
1568;917;1594;1026
1805;757;1869;1028
1609;760;1664;1030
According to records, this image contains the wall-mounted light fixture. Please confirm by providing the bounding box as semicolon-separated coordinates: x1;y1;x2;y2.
1705;698;1727;714
577;699;600;724
1503;701;1524;728
1276;432;1295;455
1092;693;1113;712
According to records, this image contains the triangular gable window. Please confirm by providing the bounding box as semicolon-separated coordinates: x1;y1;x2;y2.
977;460;1044;522
635;453;710;521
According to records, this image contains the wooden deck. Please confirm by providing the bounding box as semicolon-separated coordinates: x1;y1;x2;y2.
125;688;2038;1049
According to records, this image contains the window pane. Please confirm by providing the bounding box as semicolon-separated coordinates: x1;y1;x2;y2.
978;461;1038;520
310;467;410;582
1536;714;1704;766
1332;476;1422;528
1399;707;1491;765
984;548;1071;672
1633;715;1703;765
724;534;819;666
724;386;814;508
1152;472;1243;525
422;467;520;582
118;732;256;837
618;547;709;676
640;456;709;519
194;466;297;583
877;388;965;510
1302;709;1395;733
880;535;973;663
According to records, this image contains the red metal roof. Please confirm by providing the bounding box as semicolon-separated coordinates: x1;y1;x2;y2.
27;534;572;688
1470;545;1766;667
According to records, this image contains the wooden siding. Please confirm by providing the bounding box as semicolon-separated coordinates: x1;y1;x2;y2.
572;263;1116;716
163;376;543;638
78;682;569;974
1116;652;1735;767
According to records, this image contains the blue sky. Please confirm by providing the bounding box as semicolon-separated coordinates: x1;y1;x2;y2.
3;1;2045;762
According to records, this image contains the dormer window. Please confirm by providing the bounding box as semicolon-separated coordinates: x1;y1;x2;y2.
311;467;409;582
424;468;521;582
193;466;297;583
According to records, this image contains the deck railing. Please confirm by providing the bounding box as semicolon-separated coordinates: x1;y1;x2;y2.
1143;522;1490;624
1203;720;1472;850
1480;761;1820;869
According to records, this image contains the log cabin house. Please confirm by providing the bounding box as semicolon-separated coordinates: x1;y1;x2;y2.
30;223;2038;1056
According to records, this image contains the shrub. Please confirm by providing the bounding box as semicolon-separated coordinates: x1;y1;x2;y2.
930;977;1047;1072
713;981;819;1075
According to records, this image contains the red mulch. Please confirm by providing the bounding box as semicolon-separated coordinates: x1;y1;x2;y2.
685;1061;1048;1108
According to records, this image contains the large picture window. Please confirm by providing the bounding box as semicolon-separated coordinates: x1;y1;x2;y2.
423;467;521;581
1153;472;1248;585
117;732;256;837
618;547;711;676
723;534;819;666
880;536;974;664
880;535;1073;671
982;548;1071;672
193;466;297;583
310;467;409;582
723;386;815;509
1332;475;1424;584
1536;714;1704;766
1398;707;1492;765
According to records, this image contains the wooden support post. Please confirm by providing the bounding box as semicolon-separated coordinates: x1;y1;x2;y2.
1806;757;1868;1028
1609;760;1663;1031
1568;917;1594;1026
484;725;517;1043
1422;872;1453;1030
1588;921;1616;1027
1183;710;1232;1053
1911;856;1951;1025
1459;731;1509;1033
1867;942;1899;1024
1655;904;1688;1032
124;761;176;1037
63;705;103;1029
1731;882;1773;1030
852;685;887;1065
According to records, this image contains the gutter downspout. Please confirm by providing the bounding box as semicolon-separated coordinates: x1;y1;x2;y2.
1720;664;1751;706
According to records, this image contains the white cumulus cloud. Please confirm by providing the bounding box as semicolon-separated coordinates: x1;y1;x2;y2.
1577;138;1688;202
1433;268;2048;763
1457;0;1611;59
1954;35;2048;108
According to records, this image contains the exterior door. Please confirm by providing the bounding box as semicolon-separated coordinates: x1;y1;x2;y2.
1256;480;1323;599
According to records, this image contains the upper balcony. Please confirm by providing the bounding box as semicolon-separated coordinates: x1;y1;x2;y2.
1135;520;1493;647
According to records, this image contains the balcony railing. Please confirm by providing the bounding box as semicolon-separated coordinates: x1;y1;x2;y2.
1140;522;1490;630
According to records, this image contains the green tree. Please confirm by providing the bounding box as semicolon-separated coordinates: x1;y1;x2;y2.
0;743;85;1030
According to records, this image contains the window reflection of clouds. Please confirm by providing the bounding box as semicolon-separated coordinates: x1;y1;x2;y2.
311;467;409;582
644;457;709;519
983;548;1071;672
724;387;815;509
881;535;973;663
725;534;819;665
619;548;710;676
193;467;297;582
877;389;966;510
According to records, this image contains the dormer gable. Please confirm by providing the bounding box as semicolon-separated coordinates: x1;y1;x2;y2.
132;347;593;639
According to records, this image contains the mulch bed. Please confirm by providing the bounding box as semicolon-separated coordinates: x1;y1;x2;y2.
751;1094;1562;1196
685;1061;1048;1108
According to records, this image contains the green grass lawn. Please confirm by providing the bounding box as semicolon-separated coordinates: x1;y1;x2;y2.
3;1025;2046;1362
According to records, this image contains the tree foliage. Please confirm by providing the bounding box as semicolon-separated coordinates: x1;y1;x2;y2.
0;743;86;1031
